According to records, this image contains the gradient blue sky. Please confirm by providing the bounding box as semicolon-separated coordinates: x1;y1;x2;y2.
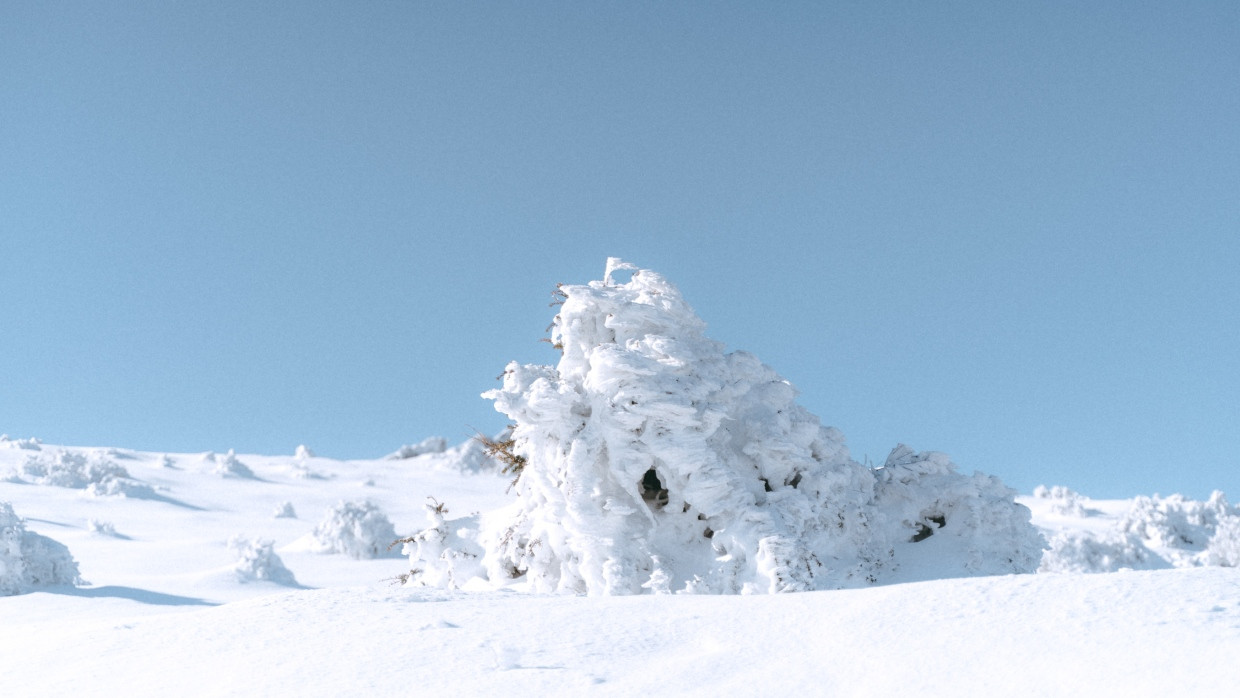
3;3;1237;498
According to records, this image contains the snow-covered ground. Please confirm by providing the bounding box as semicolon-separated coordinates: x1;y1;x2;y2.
2;439;1239;696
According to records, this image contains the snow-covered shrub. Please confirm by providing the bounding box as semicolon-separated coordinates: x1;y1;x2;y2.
1040;491;1239;571
228;536;297;585
1118;492;1236;549
272;501;297;519
874;446;1045;579
1;501;83;595
312;500;399;559
1;435;43;451
1033;485;1090;517
387;435;505;474
406;259;1043;594
88;519;119;537
1039;531;1154;573
214;449;256;478
399;499;484;589
386;437;449;460
295;444;315;459
289;462;328;480
17;450;153;497
1206;516;1240;567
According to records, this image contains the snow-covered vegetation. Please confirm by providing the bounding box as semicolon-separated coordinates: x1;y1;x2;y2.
1035;488;1240;573
228;536;298;585
9;449;155;498
310;500;400;559
1;501;82;595
2;439;1239;695
404;260;1043;594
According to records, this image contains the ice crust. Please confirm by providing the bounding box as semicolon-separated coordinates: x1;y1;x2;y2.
405;259;1045;594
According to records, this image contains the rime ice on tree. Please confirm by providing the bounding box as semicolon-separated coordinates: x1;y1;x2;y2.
406;259;1044;594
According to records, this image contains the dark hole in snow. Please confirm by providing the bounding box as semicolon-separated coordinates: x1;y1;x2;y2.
911;514;947;542
641;468;669;509
787;473;802;489
703;527;714;539
761;478;773;493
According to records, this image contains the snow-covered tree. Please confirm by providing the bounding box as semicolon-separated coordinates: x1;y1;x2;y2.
406;259;1043;594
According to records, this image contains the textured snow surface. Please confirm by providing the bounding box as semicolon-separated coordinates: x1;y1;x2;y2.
2;441;1240;695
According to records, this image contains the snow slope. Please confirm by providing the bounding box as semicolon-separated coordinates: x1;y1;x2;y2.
2;440;1239;696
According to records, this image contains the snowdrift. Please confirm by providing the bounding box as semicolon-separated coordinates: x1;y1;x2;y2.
405;259;1044;594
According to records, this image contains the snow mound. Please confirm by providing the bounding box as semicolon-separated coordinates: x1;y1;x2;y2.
14;450;154;497
1;501;83;595
272;501;297;519
228;536;298;585
405;259;1043;594
311;500;399;559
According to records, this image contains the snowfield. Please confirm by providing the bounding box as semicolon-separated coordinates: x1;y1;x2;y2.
2;441;1239;697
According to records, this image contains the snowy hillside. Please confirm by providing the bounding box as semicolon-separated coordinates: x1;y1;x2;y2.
2;437;1239;696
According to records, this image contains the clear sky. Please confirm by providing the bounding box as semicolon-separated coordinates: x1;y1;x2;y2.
3;2;1237;499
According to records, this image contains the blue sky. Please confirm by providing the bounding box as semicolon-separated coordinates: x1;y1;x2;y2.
3;2;1237;499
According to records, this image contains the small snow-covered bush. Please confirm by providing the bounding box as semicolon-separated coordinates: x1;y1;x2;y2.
1033;485;1090;517
405;259;1044;594
17;450;153;497
1040;491;1239;571
1;435;43;451
398;499;484;589
88;519;119;537
295;444;315;459
1118;492;1236;549
214;449;256;478
1039;531;1153;573
1;502;83;595
386;437;449;460
1206;516;1240;567
272;501;297;519
228;536;298;585
312;501;399;559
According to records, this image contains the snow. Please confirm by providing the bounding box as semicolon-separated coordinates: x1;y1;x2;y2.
2;439;1239;695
